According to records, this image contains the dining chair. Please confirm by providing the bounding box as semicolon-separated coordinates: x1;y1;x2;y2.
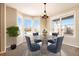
47;36;64;55
33;33;42;43
48;38;57;44
48;35;58;44
25;36;40;55
47;33;58;44
52;33;59;37
33;32;39;36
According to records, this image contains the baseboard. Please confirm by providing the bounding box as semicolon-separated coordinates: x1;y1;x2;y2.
17;42;23;46
17;42;25;46
6;42;25;49
0;51;6;54
6;45;10;49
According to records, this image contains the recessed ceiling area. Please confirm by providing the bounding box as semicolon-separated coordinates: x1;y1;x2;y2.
6;3;79;16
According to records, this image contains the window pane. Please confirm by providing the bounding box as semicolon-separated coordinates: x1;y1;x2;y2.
24;19;32;28
17;16;22;27
17;16;23;33
33;20;40;32
62;16;74;35
23;19;33;32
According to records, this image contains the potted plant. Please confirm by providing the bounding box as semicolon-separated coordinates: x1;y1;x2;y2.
7;26;19;50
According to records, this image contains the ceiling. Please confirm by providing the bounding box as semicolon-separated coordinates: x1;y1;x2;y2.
6;3;79;16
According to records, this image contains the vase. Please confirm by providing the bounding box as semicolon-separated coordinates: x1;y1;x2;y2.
43;32;47;37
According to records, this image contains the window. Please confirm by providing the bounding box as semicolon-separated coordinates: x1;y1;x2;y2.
23;18;40;33
17;17;40;34
62;15;74;35
17;16;23;33
52;15;74;36
23;19;33;32
33;19;40;32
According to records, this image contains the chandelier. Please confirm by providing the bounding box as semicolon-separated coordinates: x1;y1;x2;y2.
42;3;49;19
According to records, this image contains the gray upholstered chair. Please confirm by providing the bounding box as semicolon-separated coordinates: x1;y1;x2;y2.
52;33;59;36
25;36;40;52
48;33;58;44
33;32;39;36
48;38;57;44
33;33;42;43
47;36;64;54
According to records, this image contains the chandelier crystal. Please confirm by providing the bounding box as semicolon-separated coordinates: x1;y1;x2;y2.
42;3;48;19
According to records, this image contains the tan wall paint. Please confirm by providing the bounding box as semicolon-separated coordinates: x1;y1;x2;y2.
6;7;17;48
6;7;17;27
0;3;1;51
0;3;6;52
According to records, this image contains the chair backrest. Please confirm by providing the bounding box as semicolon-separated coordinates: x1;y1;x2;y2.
55;36;64;52
33;32;39;36
52;33;59;36
25;36;31;49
